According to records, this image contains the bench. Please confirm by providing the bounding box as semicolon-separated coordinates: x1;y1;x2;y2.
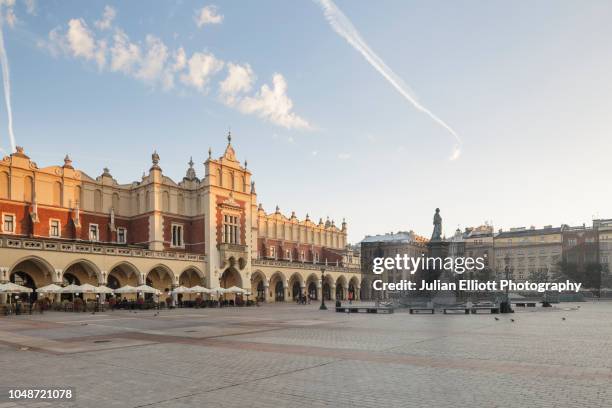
471;306;500;314
336;306;394;314
409;307;435;314
443;307;470;314
513;302;537;307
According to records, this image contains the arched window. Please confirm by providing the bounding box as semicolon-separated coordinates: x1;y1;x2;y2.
94;189;102;212
0;171;8;199
23;176;33;202
217;169;222;187
230;172;235;190
53;181;62;206
145;191;150;212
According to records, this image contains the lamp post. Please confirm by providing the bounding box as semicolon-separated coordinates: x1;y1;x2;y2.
319;267;327;310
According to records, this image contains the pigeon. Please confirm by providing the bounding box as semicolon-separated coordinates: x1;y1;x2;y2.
510;318;515;322
494;317;499;321
562;317;566;321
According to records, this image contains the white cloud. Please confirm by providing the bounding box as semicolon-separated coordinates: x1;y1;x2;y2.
219;62;254;104
95;5;116;31
194;5;223;28
136;35;169;82
237;73;310;130
180;51;224;92
109;29;140;74
42;7;311;130
337;152;351;160
66;19;98;60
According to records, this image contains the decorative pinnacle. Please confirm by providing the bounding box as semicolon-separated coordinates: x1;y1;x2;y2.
227;130;232;145
188;157;194;168
208;147;212;159
244;159;248;169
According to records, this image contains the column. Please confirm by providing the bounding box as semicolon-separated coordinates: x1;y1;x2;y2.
356;286;361;301
316;280;322;301
330;284;336;301
0;267;7;304
264;282;272;303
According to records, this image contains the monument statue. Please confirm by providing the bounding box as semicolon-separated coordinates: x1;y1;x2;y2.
431;208;442;241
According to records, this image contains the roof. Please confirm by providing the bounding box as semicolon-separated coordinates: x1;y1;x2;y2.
496;227;561;239
361;231;428;244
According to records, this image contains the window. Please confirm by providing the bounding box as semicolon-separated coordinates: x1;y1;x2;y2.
285;249;290;260
171;224;184;247
269;246;276;258
117;227;127;244
2;214;15;233
89;224;99;241
49;219;60;237
223;214;240;244
301;251;305;262
568;238;577;246
314;252;320;263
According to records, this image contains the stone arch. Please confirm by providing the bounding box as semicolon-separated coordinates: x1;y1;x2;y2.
335;275;348;301
146;264;174;293
250;270;267;301
8;256;55;299
108;261;140;289
269;271;287;302
305;273;319;300
62;260;101;287
62;259;102;285
322;274;334;301
349;276;360;301
179;267;204;287
288;272;304;300
220;266;242;289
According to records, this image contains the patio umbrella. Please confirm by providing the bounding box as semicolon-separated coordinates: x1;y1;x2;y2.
209;287;227;295
171;285;191;294
77;283;98;294
135;284;161;295
114;285;138;294
61;284;83;294
187;285;211;294
0;282;33;293
35;284;63;294
94;285;114;294
225;286;246;294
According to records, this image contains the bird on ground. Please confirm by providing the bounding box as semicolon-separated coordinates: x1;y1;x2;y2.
510;319;515;322
494;317;499;321
562;317;566;321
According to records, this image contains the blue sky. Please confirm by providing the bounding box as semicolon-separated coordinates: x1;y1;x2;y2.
1;0;612;243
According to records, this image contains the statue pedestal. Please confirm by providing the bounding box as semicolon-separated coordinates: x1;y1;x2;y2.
426;240;457;306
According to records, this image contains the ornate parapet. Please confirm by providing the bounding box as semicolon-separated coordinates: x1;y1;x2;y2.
252;258;360;274
0;236;206;263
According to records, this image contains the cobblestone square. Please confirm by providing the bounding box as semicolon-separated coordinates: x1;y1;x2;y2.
1;302;611;408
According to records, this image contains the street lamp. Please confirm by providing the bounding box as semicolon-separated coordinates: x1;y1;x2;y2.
319;267;327;310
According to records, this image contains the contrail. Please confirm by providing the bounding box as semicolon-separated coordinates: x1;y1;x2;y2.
314;0;462;160
0;13;16;153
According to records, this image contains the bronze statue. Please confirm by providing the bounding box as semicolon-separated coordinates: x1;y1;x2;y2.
431;208;442;241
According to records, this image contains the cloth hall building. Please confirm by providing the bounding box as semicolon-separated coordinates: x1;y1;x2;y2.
0;135;361;304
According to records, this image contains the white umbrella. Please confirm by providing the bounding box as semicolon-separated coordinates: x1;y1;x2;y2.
135;284;161;295
225;286;246;294
61;284;83;294
114;285;138;294
187;285;211;294
94;285;114;294
78;283;98;294
209;287;227;295
171;285;191;294
0;282;33;293
35;283;63;294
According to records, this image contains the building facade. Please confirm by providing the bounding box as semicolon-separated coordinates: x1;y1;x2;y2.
593;219;612;274
0;136;360;303
360;231;428;300
493;226;562;281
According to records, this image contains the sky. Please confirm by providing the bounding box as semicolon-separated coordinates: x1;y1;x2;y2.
1;0;612;243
